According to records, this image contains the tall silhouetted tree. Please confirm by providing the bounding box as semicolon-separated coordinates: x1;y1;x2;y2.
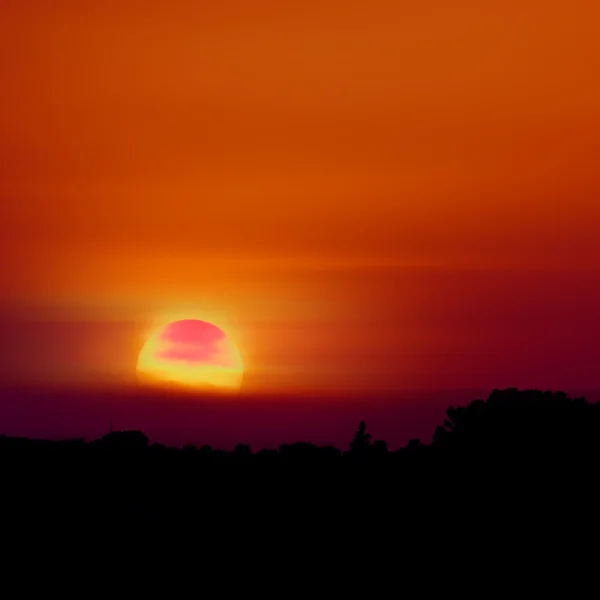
350;421;372;454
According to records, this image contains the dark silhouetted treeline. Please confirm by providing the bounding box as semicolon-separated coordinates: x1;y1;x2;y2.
3;387;600;557
3;388;599;465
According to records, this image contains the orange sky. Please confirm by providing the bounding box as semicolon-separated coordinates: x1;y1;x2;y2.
1;1;600;393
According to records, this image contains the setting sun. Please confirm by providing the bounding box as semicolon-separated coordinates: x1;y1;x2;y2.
137;320;244;391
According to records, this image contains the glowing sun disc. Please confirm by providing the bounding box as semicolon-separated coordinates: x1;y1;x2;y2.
137;319;244;391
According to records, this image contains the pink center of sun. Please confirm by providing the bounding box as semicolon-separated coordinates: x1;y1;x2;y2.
153;320;235;368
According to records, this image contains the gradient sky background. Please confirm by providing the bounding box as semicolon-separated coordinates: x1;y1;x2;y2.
1;1;599;446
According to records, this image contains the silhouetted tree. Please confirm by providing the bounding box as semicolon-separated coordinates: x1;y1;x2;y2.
350;421;372;453
233;444;252;464
100;430;149;449
234;443;252;455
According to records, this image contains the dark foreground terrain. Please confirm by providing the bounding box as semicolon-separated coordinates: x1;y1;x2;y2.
2;388;599;583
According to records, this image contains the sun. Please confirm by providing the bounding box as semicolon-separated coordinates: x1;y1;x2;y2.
137;319;244;391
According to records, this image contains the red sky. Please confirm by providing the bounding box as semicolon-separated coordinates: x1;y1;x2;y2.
1;1;599;443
